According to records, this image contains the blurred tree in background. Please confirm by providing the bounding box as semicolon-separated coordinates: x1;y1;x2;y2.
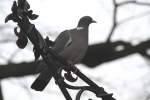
1;0;150;100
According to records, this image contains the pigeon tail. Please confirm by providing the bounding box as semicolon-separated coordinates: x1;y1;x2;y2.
31;78;50;91
31;68;53;91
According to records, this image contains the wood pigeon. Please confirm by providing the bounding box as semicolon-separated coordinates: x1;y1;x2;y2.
31;16;96;91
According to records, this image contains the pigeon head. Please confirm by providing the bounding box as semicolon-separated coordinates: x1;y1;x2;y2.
77;16;96;27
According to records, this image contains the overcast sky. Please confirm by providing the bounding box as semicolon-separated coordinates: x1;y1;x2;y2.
1;0;150;100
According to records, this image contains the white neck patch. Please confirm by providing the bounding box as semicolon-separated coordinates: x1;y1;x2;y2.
76;27;84;30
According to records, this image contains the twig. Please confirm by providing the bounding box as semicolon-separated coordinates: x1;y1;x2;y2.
107;0;150;43
107;0;118;43
119;10;150;25
118;0;150;7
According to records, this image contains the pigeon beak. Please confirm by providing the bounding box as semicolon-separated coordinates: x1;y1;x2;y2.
92;20;97;23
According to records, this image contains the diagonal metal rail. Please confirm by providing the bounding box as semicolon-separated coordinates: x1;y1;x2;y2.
5;0;116;100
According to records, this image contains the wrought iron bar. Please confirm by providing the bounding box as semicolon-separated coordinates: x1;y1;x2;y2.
5;0;116;100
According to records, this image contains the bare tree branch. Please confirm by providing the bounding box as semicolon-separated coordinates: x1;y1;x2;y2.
118;0;150;7
107;0;118;42
106;0;150;43
0;62;39;80
145;94;150;100
119;10;150;25
0;39;150;76
82;39;150;67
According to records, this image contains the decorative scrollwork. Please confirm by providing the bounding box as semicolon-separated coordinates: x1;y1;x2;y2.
76;87;92;100
14;27;28;49
5;0;116;100
64;71;78;82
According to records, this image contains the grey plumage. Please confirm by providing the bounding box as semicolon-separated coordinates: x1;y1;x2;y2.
31;16;96;91
54;28;88;64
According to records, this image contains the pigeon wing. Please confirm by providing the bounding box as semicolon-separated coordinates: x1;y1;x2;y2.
53;30;72;53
